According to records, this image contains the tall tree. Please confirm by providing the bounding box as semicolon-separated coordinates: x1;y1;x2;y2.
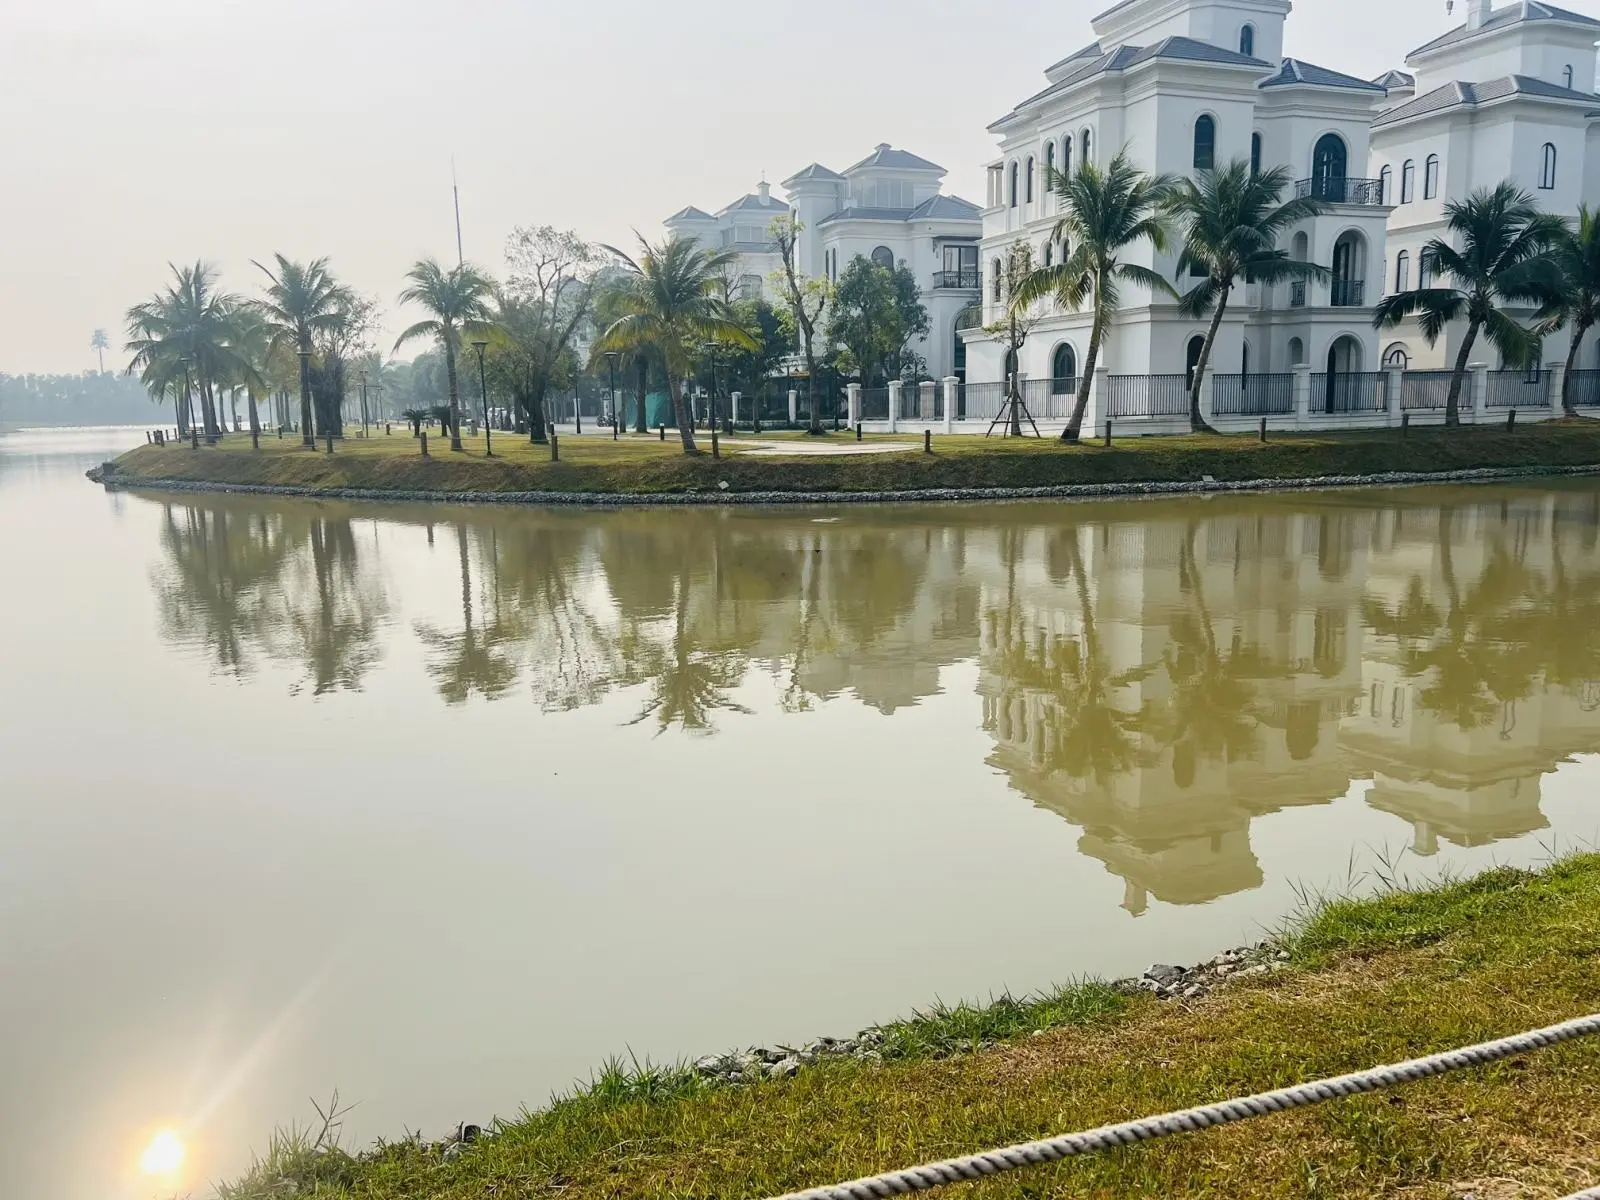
1012;152;1176;442
1169;160;1328;432
983;241;1045;436
769;215;832;434
594;234;756;455
90;329;109;374
1537;204;1600;417
393;258;497;452
826;256;929;392
1374;183;1564;427
124;260;247;440
252;255;352;446
502;226;601;441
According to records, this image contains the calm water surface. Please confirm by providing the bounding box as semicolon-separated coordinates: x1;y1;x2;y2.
4;428;1600;1198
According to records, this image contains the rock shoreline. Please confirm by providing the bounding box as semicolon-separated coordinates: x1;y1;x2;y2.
86;461;1600;509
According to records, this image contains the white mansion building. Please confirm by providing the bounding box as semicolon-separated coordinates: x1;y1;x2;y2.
665;146;983;382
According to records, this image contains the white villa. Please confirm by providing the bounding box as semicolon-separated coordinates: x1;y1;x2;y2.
665;145;983;382
1370;0;1600;377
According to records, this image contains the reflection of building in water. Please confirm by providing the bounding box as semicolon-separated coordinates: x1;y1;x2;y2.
975;491;1600;914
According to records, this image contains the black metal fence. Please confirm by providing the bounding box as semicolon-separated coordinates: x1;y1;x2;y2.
1295;177;1386;206
1312;372;1386;414
1569;369;1600;409
1401;370;1455;411
960;381;1006;420
898;381;942;420
1020;378;1079;420
1486;370;1546;409
1107;375;1189;419
859;387;890;422
1211;373;1295;416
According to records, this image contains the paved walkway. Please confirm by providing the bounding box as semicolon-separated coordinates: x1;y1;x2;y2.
735;440;919;457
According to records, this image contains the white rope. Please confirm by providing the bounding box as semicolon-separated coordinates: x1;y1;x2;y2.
1558;1189;1600;1199
770;1013;1600;1200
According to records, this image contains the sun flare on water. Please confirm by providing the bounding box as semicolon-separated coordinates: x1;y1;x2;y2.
139;1129;185;1178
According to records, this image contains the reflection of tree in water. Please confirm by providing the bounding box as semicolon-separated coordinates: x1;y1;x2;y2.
270;513;388;696
626;579;752;735
414;525;520;705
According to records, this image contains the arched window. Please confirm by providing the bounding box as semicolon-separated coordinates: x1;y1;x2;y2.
1395;250;1410;292
1242;340;1251;379
991;259;1003;301
1025;155;1035;203
1062;136;1072;177
1384;344;1409;369
1045;141;1055;182
1379;165;1392;204
1193;115;1216;170
1418;250;1433;289
1312;133;1348;201
1051;344;1077;392
1043;241;1053;267
1009;162;1018;208
1239;23;1255;56
870;246;895;271
1250;132;1262;177
1185;335;1206;387
1423;154;1439;199
1401;159;1415;203
1540;142;1557;189
1081;128;1092;166
1564;64;1574;89
1288;336;1305;366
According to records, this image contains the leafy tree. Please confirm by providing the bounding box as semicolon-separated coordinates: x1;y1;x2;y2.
501;226;601;440
1374;183;1564;426
722;298;790;421
1537;204;1600;416
311;291;380;437
393;258;496;451
1169;160;1328;432
983;241;1044;436
769;215;832;434
1012;152;1176;442
125;260;250;440
252;255;352;446
592;276;658;433
826;256;929;390
594;234;756;455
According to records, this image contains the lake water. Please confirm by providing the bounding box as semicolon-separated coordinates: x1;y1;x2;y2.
5;428;1600;1199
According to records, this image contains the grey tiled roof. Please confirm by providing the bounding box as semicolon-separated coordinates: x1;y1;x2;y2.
783;162;846;184
1373;73;1600;124
1260;58;1387;91
908;194;983;220
721;193;790;215
666;206;714;222
816;206;914;224
1043;41;1104;75
1372;69;1416;89
845;145;946;173
1410;1;1600;58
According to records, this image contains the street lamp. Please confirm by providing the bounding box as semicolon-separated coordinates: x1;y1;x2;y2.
604;351;620;442
180;356;198;447
472;341;493;457
298;348;314;448
701;341;722;460
358;368;370;438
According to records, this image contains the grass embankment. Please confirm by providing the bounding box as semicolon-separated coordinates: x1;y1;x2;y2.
108;422;1600;498
227;855;1600;1200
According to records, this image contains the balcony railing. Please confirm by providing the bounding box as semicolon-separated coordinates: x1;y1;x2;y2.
932;269;982;290
1290;282;1307;308
1330;279;1366;307
1295;177;1387;206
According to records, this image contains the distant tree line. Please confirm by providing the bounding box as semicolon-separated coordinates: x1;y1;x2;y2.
0;372;157;428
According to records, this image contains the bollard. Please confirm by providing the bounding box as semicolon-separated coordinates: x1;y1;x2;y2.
386;424;392;436
1103;421;1112;447
1258;418;1267;444
855;423;863;442
659;424;666;441
325;432;334;454
1401;412;1410;436
420;432;429;457
1507;408;1517;433
550;433;559;461
277;426;283;439
145;431;152;444
924;429;932;454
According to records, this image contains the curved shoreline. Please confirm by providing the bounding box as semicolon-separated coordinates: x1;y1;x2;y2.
86;461;1600;508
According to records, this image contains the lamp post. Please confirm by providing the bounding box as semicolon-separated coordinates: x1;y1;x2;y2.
701;341;721;459
472;341;493;457
298;348;314;447
605;351;620;441
358;369;370;438
180;356;198;447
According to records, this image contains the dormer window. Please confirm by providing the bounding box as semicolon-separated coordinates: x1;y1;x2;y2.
1239;24;1255;57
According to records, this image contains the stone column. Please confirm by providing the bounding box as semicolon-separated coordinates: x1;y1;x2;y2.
788;389;799;427
1092;366;1110;434
1293;364;1313;428
847;382;861;428
1386;367;1405;425
942;378;958;433
730;391;741;427
1548;361;1566;418
920;380;937;421
887;381;902;432
1469;362;1489;423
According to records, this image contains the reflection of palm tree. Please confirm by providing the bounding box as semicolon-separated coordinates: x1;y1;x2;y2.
273;515;387;696
628;577;751;735
414;526;519;705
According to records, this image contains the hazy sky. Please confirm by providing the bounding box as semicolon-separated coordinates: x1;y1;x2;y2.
0;0;1533;375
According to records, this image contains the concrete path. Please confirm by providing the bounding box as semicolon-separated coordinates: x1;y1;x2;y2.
735;440;918;457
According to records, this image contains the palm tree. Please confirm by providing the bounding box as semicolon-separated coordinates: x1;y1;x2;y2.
253;255;351;447
1538;204;1600;416
394;258;496;452
400;407;429;437
229;307;273;442
1374;183;1565;427
90;329;109;374
1012;153;1177;443
124;261;248;441
594;234;757;454
1169;160;1329;432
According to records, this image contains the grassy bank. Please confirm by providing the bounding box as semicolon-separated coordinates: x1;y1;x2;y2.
107;421;1600;498
223;854;1600;1200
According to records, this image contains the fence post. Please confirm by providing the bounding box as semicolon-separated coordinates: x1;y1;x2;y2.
847;383;862;428
1548;361;1566;418
1469;362;1489;423
1293;364;1313;429
731;391;741;428
1387;367;1405;426
420;432;429;456
942;377;958;433
920;380;937;422
887;381;902;433
788;389;799;428
1092;366;1110;431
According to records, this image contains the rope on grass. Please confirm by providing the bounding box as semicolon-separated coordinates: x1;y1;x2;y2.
769;1012;1600;1200
1558;1188;1600;1199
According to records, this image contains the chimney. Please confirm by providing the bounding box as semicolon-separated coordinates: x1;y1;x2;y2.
1466;0;1492;29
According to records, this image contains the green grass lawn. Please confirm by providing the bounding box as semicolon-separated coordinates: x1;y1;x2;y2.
220;855;1600;1200
106;420;1600;498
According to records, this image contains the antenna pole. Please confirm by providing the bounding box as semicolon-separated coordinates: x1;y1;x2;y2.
452;157;464;267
